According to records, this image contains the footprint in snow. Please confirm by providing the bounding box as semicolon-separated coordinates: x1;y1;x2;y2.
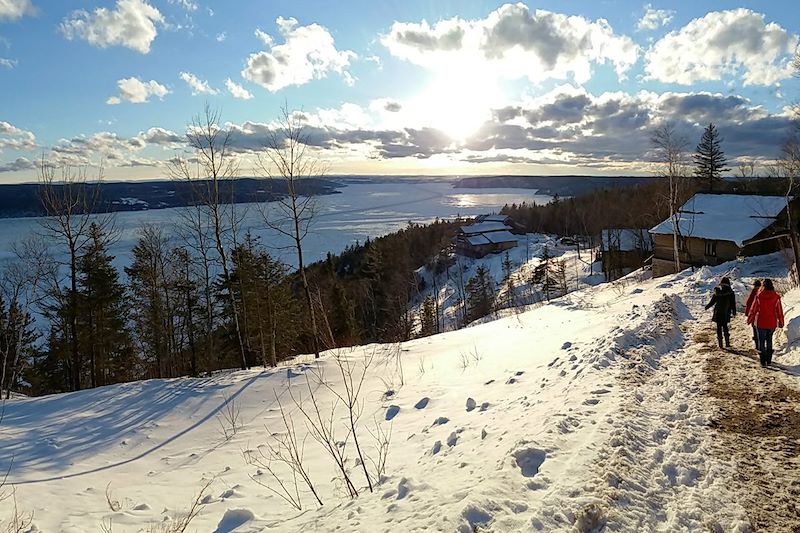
431;440;442;455
583;398;600;406
414;397;430;409
432;416;449;426
447;432;459;447
466;398;477;412
385;405;400;421
506;377;518;384
512;447;547;477
561;342;573;350
479;402;490;412
484;379;495;385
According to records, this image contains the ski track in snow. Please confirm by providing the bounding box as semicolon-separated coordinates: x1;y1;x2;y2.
2;252;800;532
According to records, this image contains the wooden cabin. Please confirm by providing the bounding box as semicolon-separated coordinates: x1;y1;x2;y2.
649;193;796;278
455;217;519;258
600;228;653;281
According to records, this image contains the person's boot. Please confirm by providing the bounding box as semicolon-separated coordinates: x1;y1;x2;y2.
759;351;767;367
717;334;724;349
767;349;774;366
724;333;731;349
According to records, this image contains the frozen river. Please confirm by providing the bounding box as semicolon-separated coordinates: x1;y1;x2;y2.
0;180;551;270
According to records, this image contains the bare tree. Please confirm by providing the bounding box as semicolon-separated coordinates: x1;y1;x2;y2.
651;123;690;274
0;252;42;399
257;105;326;359
167;105;248;370
37;160;108;391
245;392;323;510
175;205;216;370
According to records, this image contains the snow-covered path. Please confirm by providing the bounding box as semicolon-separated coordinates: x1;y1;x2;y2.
701;317;800;531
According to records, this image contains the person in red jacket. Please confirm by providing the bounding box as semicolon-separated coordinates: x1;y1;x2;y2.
744;279;762;350
746;278;784;367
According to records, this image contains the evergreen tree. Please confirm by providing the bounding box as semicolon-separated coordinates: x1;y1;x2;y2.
227;233;298;367
419;295;437;337
329;279;359;346
126;224;175;378
76;223;135;387
172;246;201;376
532;246;566;301
502;251;513;280
465;265;495;323
693;123;730;192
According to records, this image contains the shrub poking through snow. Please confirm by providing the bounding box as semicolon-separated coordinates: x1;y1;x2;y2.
248;347;392;509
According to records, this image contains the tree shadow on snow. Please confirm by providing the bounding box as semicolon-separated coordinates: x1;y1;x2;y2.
0;370;267;483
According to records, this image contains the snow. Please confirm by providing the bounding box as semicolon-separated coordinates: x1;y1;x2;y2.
465;230;518;246
476;214;512;223
416;233;605;331
458;221;512;235
650;193;789;247
1;250;797;532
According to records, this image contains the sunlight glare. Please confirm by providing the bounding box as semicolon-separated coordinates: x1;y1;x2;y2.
413;70;502;142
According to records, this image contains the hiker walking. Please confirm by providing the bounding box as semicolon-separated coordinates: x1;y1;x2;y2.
705;276;736;349
747;278;784;367
744;279;762;350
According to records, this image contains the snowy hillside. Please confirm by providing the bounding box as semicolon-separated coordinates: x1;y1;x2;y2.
414;234;606;332
2;252;800;532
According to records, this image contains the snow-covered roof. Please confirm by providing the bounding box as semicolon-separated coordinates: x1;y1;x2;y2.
459;221;512;235
649;194;788;247
465;234;491;246
478;214;511;223
601;229;652;252
463;230;518;246
483;230;518;244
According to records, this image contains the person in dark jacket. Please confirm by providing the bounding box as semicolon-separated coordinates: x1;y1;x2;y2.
744;279;762;350
747;278;784;367
705;277;736;349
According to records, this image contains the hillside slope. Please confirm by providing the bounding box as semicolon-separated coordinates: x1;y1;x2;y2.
1;254;798;532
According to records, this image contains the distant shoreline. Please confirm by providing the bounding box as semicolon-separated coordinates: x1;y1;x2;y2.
0;175;655;219
0;177;342;219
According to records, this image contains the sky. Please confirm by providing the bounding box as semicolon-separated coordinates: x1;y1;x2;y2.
0;0;799;182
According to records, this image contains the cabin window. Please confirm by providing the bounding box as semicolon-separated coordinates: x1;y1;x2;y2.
705;240;717;257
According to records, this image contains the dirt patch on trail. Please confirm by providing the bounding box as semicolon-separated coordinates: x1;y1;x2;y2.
701;323;800;532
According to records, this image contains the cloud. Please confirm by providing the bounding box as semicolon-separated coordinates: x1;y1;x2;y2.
137;126;184;147
0;0;35;21
216;32;226;42
107;76;170;104
51;131;150;167
369;98;402;113
168;0;197;11
382;3;639;83
475;86;792;165
636;4;674;31
60;0;164;54
645;9;798;86
242;16;356;91
0;57;16;68
0;156;35;173
0;120;36;151
179;71;217;95
225;78;253;99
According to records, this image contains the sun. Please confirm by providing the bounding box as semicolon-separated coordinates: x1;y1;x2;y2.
411;70;503;142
